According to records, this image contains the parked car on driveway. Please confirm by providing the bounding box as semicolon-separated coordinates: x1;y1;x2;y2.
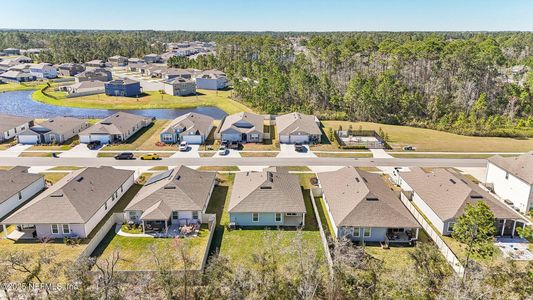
403;145;416;151
294;143;305;152
114;152;135;160
179;141;189;152
221;140;241;150
140;153;161;160
218;145;228;156
87;141;101;150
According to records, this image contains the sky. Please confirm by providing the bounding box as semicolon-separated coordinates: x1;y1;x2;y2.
1;0;532;32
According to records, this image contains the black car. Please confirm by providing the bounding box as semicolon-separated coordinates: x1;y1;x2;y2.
87;141;101;150
294;143;305;152
114;152;135;160
221;140;241;150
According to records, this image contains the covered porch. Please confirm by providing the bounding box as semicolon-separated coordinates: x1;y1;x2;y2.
495;218;527;237
2;224;36;240
385;227;419;244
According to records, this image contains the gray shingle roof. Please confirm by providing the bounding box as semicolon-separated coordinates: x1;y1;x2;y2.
488;152;533;184
400;167;525;221
318;167;419;228
0;113;33;134
229;171;306;213
219;112;264;135
125;166;216;220
28;117;88;136
80;112;151;136
2;167;134;224
161;112;213;136
276;112;321;136
0;167;43;206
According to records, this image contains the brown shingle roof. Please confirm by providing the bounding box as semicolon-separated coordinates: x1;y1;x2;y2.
80;112;151;136
219;112;264;135
161;112;213;136
2;167;134;224
488;152;533;184
400;167;525;221
276;112;321;136
0;113;33;134
229;171;306;213
0;167;42;206
318;167;419;228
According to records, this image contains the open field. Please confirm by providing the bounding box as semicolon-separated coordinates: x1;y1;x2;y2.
322;121;533;152
206;173;325;268
33;88;254;114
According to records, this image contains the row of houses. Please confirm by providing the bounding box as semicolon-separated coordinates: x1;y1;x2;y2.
0;56;58;82
0;112;152;146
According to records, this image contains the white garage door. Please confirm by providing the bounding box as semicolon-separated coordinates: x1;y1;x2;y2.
221;133;241;142
18;135;40;144
182;135;203;144
289;135;309;144
80;134;111;144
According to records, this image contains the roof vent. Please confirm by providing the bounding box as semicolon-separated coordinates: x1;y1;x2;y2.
267;172;274;182
355;177;360;183
76;176;84;182
449;179;456;184
366;196;379;201
260;186;272;190
164;185;177;189
470;193;483;199
175;175;181;181
51;193;63;197
362;177;368;183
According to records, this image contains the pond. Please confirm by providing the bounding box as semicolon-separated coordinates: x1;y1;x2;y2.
0;91;228;120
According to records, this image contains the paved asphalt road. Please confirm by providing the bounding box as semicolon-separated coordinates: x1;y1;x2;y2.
0;157;487;168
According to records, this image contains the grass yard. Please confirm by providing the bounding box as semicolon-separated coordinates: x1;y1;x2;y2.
103;120;169;151
40;172;69;184
390;153;503;159
284;166;311;172
199;152;215;157
28;144;73;151
206;173;325;268
19;152;54;157
239;151;278;157
33;88;254;114
315;152;373;158
0;82;46;93
90;225;210;271
322;120;533;152
197;166;240;172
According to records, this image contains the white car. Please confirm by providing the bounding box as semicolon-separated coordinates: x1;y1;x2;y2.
218;145;228;156
179;141;189;152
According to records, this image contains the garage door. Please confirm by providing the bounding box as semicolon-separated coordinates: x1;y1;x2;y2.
221;133;241;142
182;135;203;144
289;135;309;144
18;135;39;144
83;134;111;144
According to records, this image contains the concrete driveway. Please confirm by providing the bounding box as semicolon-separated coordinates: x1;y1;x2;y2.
59;144;100;158
0;144;32;157
213;149;242;158
170;145;200;158
277;144;317;158
370;149;393;158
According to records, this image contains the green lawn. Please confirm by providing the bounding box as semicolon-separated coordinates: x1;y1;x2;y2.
0;82;47;93
315;152;373;158
322;120;533;152
197;166;240;172
239;151;278;157
33;88;254;114
206;173;324;268
103;120;169;151
90;226;210;271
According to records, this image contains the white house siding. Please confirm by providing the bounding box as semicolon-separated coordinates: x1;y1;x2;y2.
320;192;339;238
486;162;533;213
2;122;31;141
83;174;134;237
35;223;86;239
0;177;45;219
196;78;228;90
181;135;203;144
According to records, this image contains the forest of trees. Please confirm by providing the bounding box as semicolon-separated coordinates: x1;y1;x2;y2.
2;30;533;137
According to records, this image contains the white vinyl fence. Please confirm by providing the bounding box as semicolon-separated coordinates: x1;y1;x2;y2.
400;192;465;277
79;212;124;258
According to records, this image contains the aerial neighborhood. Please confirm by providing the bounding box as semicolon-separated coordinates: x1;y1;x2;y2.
0;28;532;298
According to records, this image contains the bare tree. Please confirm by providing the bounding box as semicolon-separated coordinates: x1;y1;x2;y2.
94;249;123;300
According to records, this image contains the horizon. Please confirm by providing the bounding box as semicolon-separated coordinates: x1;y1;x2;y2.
1;0;532;31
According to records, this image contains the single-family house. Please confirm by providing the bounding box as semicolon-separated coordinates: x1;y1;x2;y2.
195;70;228;90
162;68;193;80
0;167;44;221
486;152;533;213
218;112;264;143
75;68;112;83
85;59;106;68
128;58;144;64
17;117;90;145
0;70;35;83
143;54;162;64
1;167;135;239
108;55;128;67
79;111;152;144
318;167;420;243
228;170;306;227
399;167;527;237
0;114;34;142
4;48;21;55
160;112;213;144
276;112;322;144
105;79;142;97
58;63;85;77
163;78;196;96
66;80;105;95
29;63;57;79
124;166;216;233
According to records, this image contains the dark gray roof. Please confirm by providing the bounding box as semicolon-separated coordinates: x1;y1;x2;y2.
0;167;43;205
276;112;321;136
229;171;306;213
219;112;264;135
0;114;33;134
2;167;134;224
125;166;216;220
29;117;88;136
318;167;419;228
80;112;151;136
161;112;213;136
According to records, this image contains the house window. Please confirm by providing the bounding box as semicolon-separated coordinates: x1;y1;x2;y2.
252;213;259;222
111;194;115;201
120;185;123;193
51;224;59;234
286;213;298;216
447;222;455;232
363;228;371;237
353;227;361;237
172;211;179;220
343;227;354;237
104;203;108;210
192;211;199;219
62;224;70;234
129;211;137;219
275;213;282;222
505;172;509;180
18;192;22;200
